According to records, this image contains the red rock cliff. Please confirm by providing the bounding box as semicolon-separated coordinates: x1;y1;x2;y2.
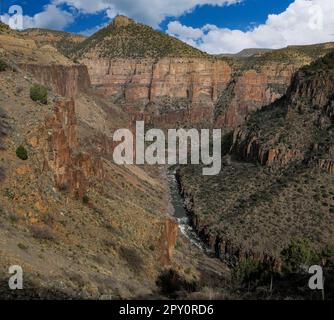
21;64;91;98
43;100;104;197
81;57;231;125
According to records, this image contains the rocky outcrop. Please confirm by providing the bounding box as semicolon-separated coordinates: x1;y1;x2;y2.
317;159;334;174
215;65;300;128
82;57;231;125
287;71;334;112
20;64;91;98
43;100;104;197
157;218;178;266
230;128;304;166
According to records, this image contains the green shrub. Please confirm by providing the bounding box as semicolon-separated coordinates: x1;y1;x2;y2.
4;188;15;200
16;146;28;160
281;240;317;273
0;59;7;72
232;259;268;286
17;243;28;251
30;84;48;104
82;194;89;204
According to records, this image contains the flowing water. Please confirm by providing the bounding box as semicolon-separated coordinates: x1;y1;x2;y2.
167;170;211;253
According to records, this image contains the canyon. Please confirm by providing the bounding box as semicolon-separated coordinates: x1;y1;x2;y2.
70;17;334;128
177;52;334;272
0;16;333;299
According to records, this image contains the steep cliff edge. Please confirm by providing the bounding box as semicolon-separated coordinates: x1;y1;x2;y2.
70;16;232;126
82;57;231;125
76;17;332;128
21;64;91;98
215;43;334;128
178;51;334;267
0;32;91;98
231;51;334;169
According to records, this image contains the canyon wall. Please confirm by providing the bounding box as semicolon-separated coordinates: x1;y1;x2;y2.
81;57;232;126
20;64;91;98
81;57;308;128
230;64;334;172
215;65;301;128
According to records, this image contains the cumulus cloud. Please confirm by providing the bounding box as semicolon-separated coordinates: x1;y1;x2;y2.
0;4;74;30
54;0;241;28
167;0;334;54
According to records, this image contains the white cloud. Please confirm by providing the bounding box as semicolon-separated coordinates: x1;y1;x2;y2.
79;23;108;36
54;0;241;28
167;0;334;54
0;4;74;30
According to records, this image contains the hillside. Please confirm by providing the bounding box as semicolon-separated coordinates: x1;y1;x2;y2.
218;48;274;58
74;15;208;59
178;51;334;281
21;29;86;58
0;24;228;299
227;43;334;74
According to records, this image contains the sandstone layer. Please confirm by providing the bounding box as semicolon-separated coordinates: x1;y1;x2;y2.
81;57;231;125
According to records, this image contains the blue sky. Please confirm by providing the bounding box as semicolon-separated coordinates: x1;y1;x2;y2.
0;0;294;33
0;0;333;53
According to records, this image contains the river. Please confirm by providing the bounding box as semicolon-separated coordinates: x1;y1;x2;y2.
167;169;212;253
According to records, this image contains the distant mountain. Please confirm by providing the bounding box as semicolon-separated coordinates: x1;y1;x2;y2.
218;48;274;58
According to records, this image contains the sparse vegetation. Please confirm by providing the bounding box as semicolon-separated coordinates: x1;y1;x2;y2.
232;259;270;287
74;18;209;59
281;240;317;274
119;246;144;273
16;145;28;160
82;194;89;205
0;59;7;72
17;243;28;251
30;225;55;241
30;84;48;104
4;188;15;200
302;51;334;75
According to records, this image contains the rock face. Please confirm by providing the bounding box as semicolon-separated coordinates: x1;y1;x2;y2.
230;54;334;170
21;64;91;98
73;17;333;129
43;100;104;197
230;128;304;167
158;218;178;265
81;54;330;128
215;65;302;128
82;57;231;125
111;15;135;28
